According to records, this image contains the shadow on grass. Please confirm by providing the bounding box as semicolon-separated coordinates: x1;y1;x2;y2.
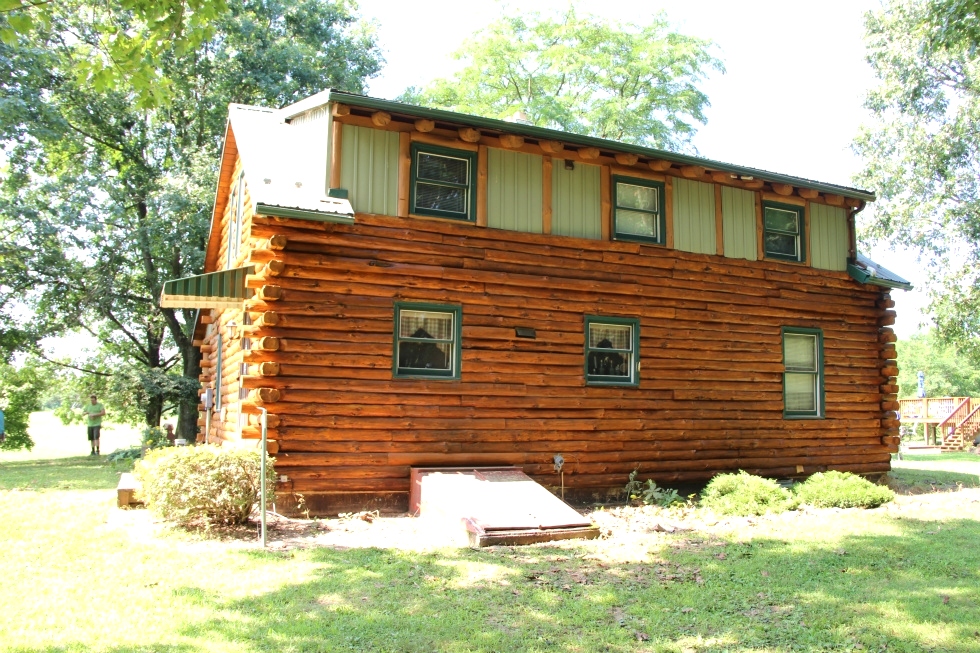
10;515;979;653
888;467;980;493
0;455;132;491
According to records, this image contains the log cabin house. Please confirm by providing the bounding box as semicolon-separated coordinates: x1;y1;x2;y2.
160;89;911;515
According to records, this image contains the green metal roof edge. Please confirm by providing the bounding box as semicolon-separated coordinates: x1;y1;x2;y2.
255;204;355;224
162;265;256;299
324;90;877;203
847;263;913;290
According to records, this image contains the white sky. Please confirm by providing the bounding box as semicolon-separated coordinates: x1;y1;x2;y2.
355;0;930;337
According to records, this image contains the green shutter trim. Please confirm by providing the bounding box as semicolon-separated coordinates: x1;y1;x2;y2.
673;178;716;254
721;186;758;261
160;266;255;310
341;124;399;217
552;160;602;239
810;203;848;271
487;148;543;233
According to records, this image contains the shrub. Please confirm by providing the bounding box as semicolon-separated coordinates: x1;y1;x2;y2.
134;445;275;527
700;471;796;516
794;471;894;509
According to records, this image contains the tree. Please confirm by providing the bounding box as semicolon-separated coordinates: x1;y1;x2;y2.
0;0;382;445
854;0;980;354
400;7;723;151
896;330;980;399
0;0;229;108
0;359;47;451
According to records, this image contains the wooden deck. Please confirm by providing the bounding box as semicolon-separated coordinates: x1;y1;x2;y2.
899;398;980;450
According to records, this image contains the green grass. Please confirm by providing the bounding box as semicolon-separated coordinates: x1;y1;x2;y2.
2;414;980;652
900;451;980;463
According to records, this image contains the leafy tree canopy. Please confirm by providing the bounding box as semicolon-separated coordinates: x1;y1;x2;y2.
0;358;47;450
854;0;980;354
400;7;723;151
1;0;229;107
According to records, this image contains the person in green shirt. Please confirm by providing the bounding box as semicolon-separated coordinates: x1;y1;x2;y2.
83;394;106;456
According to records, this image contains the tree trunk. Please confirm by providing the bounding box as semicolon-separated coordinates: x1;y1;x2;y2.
178;340;202;440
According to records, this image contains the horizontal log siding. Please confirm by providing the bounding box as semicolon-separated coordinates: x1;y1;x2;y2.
240;211;890;509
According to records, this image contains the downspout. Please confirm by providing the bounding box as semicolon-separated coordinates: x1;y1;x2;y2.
846;200;866;264
258;406;268;547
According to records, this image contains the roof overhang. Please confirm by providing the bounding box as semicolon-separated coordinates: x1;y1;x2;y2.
847;254;912;291
160;266;255;310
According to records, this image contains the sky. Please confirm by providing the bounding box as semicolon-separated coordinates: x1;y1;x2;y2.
354;0;930;337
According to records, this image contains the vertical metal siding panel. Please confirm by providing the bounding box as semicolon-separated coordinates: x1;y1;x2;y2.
552;161;601;238
488;149;542;233
721;186;758;261
811;204;847;271
673;178;716;254
340;125;398;216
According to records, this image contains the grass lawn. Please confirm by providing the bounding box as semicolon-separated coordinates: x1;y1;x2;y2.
2;416;979;653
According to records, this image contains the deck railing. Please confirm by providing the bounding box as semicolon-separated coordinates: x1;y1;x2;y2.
936;398;972;442
898;397;970;422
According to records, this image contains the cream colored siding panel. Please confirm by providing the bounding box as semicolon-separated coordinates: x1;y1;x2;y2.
551;160;601;239
721;186;758;261
673;178;716;254
487;149;543;233
340;124;399;216
810;203;848;271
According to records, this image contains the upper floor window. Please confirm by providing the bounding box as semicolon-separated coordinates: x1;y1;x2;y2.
410;144;477;221
763;202;805;262
613;176;666;245
585;316;640;386
227;170;245;268
783;327;823;418
393;303;462;379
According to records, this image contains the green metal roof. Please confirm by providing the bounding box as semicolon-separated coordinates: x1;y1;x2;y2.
847;253;912;291
320;90;877;203
160;266;255;310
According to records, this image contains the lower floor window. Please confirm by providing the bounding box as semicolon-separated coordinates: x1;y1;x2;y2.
783;327;823;417
585;316;640;386
394;303;461;379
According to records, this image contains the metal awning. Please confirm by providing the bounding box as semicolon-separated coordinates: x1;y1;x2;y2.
160;266;255;309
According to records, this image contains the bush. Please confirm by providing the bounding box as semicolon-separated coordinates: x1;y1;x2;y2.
794;471;894;509
700;471;796;516
134;445;275;527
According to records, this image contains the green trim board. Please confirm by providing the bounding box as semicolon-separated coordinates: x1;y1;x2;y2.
410;143;478;222
762;201;806;263
325;89;876;203
254;204;355;224
584;315;640;387
611;176;666;245
393;302;462;380
160;266;255;310
781;327;824;419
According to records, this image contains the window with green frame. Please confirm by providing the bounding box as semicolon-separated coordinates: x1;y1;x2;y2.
612;176;666;244
782;327;823;418
393;303;462;379
410;143;477;221
763;202;805;262
585;316;640;386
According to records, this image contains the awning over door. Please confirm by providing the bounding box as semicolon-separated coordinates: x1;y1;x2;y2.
160;266;255;309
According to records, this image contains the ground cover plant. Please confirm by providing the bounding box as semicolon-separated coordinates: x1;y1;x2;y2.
793;470;895;509
699;471;797;516
2;415;979;652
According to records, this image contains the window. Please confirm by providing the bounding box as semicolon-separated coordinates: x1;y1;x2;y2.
410;144;477;221
393;303;462;379
585;316;640;386
782;327;823;418
613;176;666;244
227;170;245;267
763;202;805;262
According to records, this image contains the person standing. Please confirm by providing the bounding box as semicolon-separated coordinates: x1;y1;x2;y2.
83;394;106;456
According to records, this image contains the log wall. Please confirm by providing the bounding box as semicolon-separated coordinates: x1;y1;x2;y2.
200;205;897;515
